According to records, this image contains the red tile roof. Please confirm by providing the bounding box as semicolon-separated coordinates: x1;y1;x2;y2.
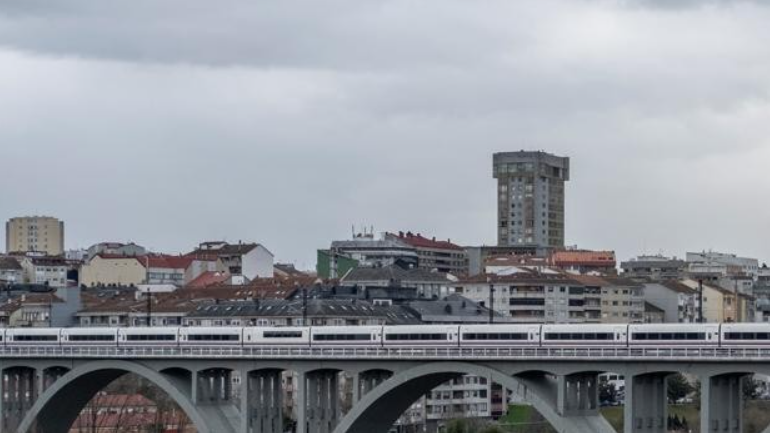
388;232;463;251
552;250;617;267
186;271;229;289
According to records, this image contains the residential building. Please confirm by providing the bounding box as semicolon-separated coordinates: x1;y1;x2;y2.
341;265;453;300
384;232;468;275
19;255;69;287
679;278;741;323
86;242;146;260
0;285;81;327
454;272;587;323
5;216;65;255
0;256;23;285
318;233;418;278
551;249;617;275
80;255;146;287
642;281;697;323
187;241;274;280
643;302;665;323
316;250;360;280
182;299;419;327
620;255;687;281
465;246;548;276
144;255;195;286
686;251;760;278
597;277;644;323
493;151;570;249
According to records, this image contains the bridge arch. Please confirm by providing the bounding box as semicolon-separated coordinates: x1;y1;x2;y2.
17;360;212;433
333;361;614;433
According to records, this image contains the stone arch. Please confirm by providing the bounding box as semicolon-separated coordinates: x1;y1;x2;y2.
17;360;212;433
333;362;615;433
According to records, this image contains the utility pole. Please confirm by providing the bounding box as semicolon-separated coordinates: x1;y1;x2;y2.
698;279;704;323
488;278;494;324
147;288;152;327
302;285;308;325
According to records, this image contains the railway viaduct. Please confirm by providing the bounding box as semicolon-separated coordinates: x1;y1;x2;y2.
1;345;768;433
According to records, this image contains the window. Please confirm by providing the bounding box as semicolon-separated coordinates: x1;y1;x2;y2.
264;331;303;338
632;332;705;341
544;333;613;340
725;332;770;340
125;334;176;341
188;334;240;341
69;335;115;342
463;333;528;340
313;334;371;341
385;333;446;341
14;335;58;342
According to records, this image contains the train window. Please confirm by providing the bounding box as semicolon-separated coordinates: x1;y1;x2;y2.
725;332;770;340
125;334;176;341
263;331;303;338
544;333;613;340
313;334;371;341
14;335;58;341
385;334;446;341
463;333;528;340
188;334;240;341
633;332;705;341
69;335;115;342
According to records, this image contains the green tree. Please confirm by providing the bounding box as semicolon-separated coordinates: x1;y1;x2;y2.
667;374;694;403
478;425;504;433
446;419;471;433
599;382;617;405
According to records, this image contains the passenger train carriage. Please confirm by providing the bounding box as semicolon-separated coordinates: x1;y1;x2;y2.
1;324;770;349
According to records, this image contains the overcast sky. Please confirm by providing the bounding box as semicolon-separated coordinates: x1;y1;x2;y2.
1;0;769;269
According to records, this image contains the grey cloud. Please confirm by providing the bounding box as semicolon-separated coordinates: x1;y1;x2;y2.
1;1;770;266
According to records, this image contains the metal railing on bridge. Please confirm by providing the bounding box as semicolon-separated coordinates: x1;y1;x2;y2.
2;345;770;361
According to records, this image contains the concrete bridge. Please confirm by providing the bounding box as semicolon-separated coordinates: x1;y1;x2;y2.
2;345;770;433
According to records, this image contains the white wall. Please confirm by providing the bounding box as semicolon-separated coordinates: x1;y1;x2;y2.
242;245;274;279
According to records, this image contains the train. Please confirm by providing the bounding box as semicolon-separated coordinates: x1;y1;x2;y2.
1;323;769;348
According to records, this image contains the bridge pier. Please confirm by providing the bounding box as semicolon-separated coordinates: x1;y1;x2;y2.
701;373;746;433
243;369;284;433
299;370;341;433
194;368;240;433
355;370;393;403
1;367;38;433
557;373;599;416
624;373;669;433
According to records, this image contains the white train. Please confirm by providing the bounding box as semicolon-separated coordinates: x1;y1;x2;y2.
0;323;769;348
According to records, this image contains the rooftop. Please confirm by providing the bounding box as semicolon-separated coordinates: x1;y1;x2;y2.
387;232;463;251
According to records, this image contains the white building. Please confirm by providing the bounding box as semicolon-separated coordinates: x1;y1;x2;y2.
19;256;69;287
686;251;760;278
188;242;274;281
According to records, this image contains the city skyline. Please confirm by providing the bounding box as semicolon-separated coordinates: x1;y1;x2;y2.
2;1;770;268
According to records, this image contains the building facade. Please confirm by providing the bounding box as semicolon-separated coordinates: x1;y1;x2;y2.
385;232;468;275
80;255;146;287
5;216;65;255
620;255;687;281
493;151;569;249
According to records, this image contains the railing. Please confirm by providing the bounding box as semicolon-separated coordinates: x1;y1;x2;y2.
1;345;770;361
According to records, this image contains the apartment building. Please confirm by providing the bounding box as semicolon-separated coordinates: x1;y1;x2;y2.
5;216;65;255
385;232;468;275
551;249;617;275
80;255;147;287
0;256;23;285
642;281;697;323
187;241;274;281
19;255;69;287
620;255;687;281
454;272;588;323
493;151;570;249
